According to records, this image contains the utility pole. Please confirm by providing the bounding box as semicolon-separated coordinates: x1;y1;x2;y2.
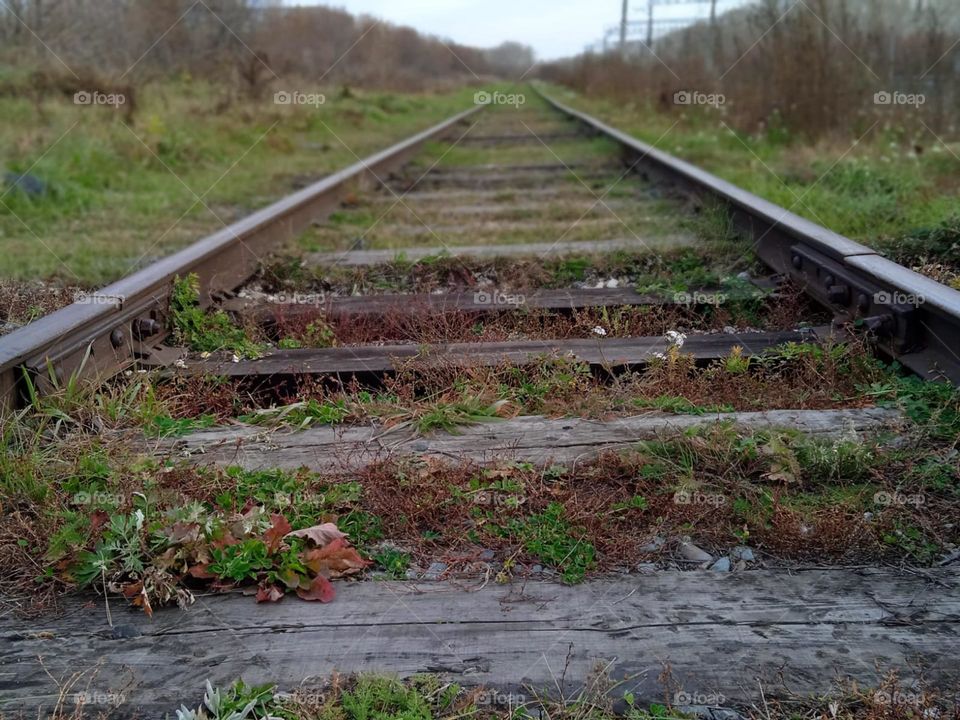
620;0;629;55
646;0;654;49
709;0;720;77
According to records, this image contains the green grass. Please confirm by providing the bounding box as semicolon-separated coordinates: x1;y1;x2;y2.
633;395;735;415
242;398;351;429
412;398;505;435
266;243;755;296
546;84;960;285
373;547;411;578
170;273;264;357
414;134;622;168
158;672;948;720
143;413;217;438
2;361;958;606
0;81;479;285
511;502;596;584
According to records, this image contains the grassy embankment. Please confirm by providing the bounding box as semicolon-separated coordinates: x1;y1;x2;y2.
0;72;478;322
543;84;960;288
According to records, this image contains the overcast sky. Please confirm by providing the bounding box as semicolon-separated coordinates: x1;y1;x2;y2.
283;1;754;60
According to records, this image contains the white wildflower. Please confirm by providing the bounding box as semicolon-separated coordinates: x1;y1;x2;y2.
592;326;607;337
174;358;187;369
664;330;687;348
652;352;666;360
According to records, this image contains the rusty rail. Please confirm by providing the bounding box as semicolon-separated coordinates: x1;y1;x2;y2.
534;87;960;383
0;106;482;409
3;87;960;411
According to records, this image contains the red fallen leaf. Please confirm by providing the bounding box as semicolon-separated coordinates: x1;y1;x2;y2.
263;514;292;553
296;575;336;603
121;581;143;598
256;584;285;603
89;509;110;536
285;522;346;547
302;538;371;579
211;530;239;549
187;564;216;580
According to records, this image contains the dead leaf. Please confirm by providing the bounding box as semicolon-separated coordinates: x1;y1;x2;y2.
164;522;201;545
285;522;346;547
277;567;302;589
263;514;292;553
211;530;240;549
89;509;109;537
492;399;519;418
302;538;370;578
296;575;336;603
256;584;285;603
210;580;236;593
121;581;153;618
121;581;143;598
152;546;180;572
761;438;801;483
765;468;798;483
689;436;713;452
187;564;216;580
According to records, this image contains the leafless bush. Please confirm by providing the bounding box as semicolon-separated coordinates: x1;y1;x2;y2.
0;0;533;93
539;0;960;139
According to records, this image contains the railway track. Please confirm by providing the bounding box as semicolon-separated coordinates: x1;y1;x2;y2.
2;88;960;716
1;88;958;407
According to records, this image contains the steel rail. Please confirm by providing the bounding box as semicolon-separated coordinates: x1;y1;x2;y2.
535;87;960;383
0;106;483;410
3;87;959;412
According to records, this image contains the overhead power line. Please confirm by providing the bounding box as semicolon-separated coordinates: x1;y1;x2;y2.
594;0;748;54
